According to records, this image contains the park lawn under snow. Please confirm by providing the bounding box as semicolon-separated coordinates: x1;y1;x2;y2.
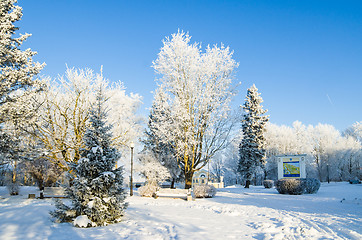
0;183;361;240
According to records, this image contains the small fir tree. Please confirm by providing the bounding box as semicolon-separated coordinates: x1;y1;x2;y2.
50;89;127;227
238;84;269;188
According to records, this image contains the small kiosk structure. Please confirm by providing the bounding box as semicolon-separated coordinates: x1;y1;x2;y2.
192;169;224;188
277;155;306;179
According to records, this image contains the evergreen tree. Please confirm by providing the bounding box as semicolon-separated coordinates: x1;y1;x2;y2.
50;88;127;227
238;84;269;188
0;0;44;123
143;87;182;188
0;0;44;184
0;131;16;167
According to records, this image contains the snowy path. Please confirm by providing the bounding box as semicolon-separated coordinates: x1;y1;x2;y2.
0;183;361;240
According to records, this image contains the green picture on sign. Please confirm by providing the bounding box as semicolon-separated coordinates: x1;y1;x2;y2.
283;161;300;178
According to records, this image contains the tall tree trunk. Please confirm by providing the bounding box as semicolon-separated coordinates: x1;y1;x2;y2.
245;180;250;188
185;170;194;189
12;160;17;183
38;179;44;191
245;172;252;188
171;178;175;189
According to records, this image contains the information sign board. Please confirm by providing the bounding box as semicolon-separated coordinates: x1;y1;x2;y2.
277;155;306;179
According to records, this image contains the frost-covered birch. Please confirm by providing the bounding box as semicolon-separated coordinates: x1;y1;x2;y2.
151;31;238;188
28;68;142;172
344;121;362;143
264;121;361;182
309;124;341;182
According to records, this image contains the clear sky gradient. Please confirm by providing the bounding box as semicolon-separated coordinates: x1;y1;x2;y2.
18;0;362;131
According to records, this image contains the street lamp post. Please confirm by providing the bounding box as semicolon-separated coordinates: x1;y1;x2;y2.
327;163;330;184
130;141;135;196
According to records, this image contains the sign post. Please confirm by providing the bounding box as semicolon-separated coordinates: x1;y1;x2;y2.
277;155;306;179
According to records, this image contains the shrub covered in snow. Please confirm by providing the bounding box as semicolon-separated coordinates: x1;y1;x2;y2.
276;178;321;195
263;180;274;189
193;184;217;198
301;178;321;194
138;184;159;197
276;179;306;195
6;182;19;195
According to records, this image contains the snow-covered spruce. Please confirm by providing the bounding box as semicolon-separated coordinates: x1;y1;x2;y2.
50;88;127;227
0;0;45;124
238;84;269;188
142;87;182;188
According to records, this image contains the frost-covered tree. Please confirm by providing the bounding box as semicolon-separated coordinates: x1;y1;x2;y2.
143;87;182;188
309;124;341;182
331;136;361;181
0;0;44;124
50;88;127;227
0;129;20;185
263;121;361;182
137;152;170;186
137;152;170;197
342;122;362;180
152;31;238;188
344;121;362;143
0;0;44;182
309;123;362;182
223;138;243;185
238;84;269;188
24;153;62;190
264;121;314;180
29;68;142;172
0;131;16;167
210;155;224;183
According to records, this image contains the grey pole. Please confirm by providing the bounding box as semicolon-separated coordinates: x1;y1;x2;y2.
130;142;135;196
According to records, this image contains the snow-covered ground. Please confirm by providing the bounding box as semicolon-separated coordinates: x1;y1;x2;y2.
0;182;361;240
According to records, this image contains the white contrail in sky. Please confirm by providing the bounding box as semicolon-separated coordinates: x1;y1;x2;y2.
326;94;333;105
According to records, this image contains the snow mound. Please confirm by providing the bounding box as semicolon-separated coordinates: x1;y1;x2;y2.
91;146;103;154
73;215;93;228
102;171;115;178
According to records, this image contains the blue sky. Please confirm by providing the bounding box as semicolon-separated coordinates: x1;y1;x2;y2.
18;0;362;131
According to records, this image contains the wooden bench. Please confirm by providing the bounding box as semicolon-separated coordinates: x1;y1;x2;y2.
154;188;194;201
28;187;66;199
